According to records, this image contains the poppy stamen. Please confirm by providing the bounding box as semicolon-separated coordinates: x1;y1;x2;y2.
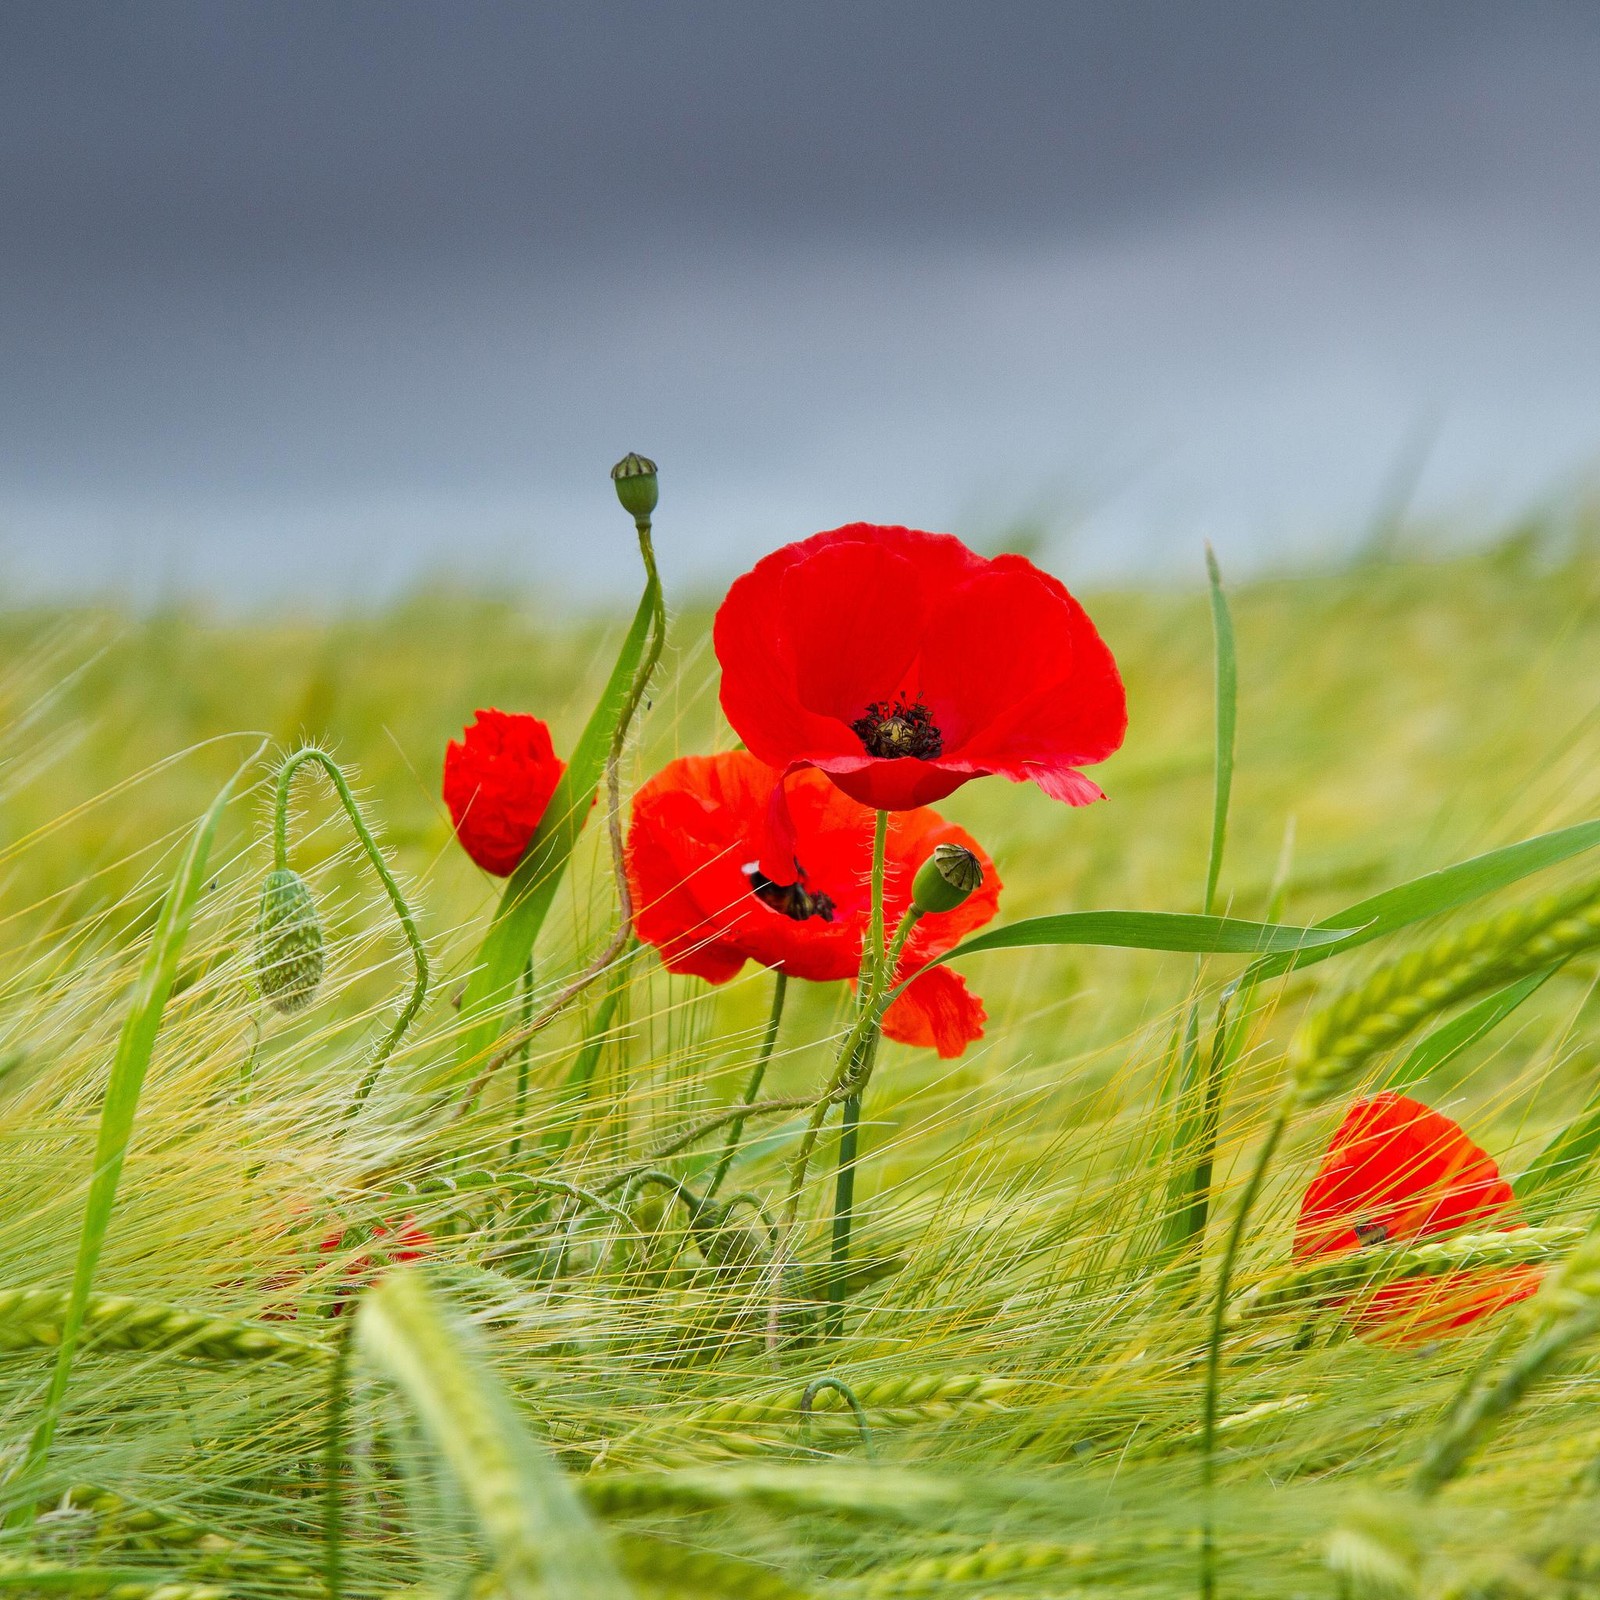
744;865;836;923
850;696;944;761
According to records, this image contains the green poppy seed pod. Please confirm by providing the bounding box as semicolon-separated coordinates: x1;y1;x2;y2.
912;843;983;917
610;452;659;521
254;867;326;1014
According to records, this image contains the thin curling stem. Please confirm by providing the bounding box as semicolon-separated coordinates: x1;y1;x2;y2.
1198;1088;1293;1600
707;969;788;1198
798;1376;876;1458
270;748;429;1116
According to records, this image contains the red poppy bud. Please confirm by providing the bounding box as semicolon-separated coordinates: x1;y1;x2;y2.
610;452;659;522
443;709;566;876
911;843;983;916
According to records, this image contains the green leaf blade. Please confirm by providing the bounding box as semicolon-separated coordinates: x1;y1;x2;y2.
1202;544;1237;919
895;911;1359;1000
15;743;261;1503
454;578;658;1074
1247;817;1600;983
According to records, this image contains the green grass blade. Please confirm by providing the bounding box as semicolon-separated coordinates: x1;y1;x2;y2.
898;911;1357;999
1202;544;1236;918
14;744;261;1502
1247;817;1600;982
356;1268;629;1600
455;579;658;1074
1158;549;1239;1261
1380;965;1559;1095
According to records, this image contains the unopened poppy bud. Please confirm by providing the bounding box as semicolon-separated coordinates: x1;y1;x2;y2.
912;843;983;916
255;867;325;1014
610;452;659;521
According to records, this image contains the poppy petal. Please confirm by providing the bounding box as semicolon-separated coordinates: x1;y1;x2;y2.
883;965;987;1058
1294;1092;1535;1342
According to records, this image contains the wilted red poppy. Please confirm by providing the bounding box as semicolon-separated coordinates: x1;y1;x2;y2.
444;709;565;876
1294;1093;1540;1343
713;524;1126;814
625;750;1001;1058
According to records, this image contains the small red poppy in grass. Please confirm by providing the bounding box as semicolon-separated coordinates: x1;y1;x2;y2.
443;709;565;876
1294;1092;1541;1343
319;1215;432;1317
713;523;1127;814
625;749;1002;1058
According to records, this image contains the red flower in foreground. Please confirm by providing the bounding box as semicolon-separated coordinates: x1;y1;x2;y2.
626;750;1002;1057
714;524;1126;813
1294;1093;1540;1343
444;709;565;876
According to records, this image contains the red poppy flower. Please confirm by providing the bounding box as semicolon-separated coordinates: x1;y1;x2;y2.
1294;1093;1540;1343
713;524;1126;814
444;709;566;876
625;750;1001;1058
319;1215;432;1316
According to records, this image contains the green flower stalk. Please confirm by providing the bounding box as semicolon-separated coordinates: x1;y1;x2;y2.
269;747;429;1114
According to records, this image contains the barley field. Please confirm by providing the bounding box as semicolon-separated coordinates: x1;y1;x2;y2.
2;507;1599;1600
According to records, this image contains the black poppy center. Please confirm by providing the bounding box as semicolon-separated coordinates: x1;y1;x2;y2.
1353;1218;1391;1246
745;865;835;923
850;696;943;760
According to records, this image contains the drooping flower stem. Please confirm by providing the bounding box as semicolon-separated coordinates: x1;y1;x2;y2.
706;969;789;1198
271;747;430;1115
1198;1088;1293;1600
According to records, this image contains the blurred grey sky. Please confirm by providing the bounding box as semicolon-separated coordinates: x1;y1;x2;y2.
3;2;1599;603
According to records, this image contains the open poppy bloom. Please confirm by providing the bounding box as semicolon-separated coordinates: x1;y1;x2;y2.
444;709;566;876
1294;1093;1541;1343
626;750;1001;1057
713;524;1126;815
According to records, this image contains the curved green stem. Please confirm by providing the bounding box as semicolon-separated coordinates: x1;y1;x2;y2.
707;970;789;1198
1199;1089;1292;1600
271;747;430;1115
798;1376;876;1458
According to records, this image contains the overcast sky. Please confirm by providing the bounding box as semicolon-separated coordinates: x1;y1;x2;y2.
3;2;1599;603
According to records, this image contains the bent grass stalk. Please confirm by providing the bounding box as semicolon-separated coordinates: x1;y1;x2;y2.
271;746;430;1114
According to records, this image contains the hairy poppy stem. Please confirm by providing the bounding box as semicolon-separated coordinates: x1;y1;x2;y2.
270;747;430;1117
707;969;788;1198
827;810;894;1332
1199;1088;1292;1600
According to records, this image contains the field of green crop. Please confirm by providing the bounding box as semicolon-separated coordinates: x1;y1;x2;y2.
1;509;1599;1600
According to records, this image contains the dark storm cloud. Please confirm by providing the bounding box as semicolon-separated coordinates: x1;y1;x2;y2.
2;3;1599;601
5;0;1593;265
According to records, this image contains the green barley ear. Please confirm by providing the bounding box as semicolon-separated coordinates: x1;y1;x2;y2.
254;867;326;1014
